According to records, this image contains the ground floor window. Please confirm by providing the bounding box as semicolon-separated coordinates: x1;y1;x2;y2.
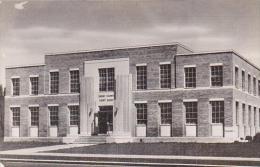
184;102;198;124
11;107;20;126
211;101;224;123
69;105;80;126
49;106;59;126
136;103;147;125
159;103;172;124
29;107;39;126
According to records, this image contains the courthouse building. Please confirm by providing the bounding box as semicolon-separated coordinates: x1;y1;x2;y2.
4;43;260;143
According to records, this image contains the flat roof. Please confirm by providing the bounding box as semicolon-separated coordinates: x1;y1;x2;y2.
176;50;260;71
6;64;45;69
45;42;193;56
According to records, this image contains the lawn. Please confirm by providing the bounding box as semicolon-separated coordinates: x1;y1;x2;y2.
49;142;260;158
0;140;62;151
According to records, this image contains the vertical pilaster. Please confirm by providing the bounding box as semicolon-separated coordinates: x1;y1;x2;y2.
39;106;48;137
198;98;210;137
172;99;184;136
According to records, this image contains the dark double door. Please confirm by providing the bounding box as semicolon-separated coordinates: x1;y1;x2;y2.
98;106;113;134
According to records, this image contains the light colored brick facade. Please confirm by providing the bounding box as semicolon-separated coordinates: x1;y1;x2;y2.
4;43;260;143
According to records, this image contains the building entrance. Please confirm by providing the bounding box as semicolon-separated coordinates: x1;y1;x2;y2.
98;106;113;134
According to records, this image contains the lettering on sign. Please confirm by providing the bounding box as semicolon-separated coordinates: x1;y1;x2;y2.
98;92;114;104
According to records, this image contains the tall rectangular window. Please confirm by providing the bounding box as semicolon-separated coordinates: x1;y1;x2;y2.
69;105;80;126
248;105;251;125
235;67;239;88
211;66;223;87
50;71;59;94
30;77;39;95
254;107;257;126
11;107;20;126
99;68;115;91
184;102;198;124
160;64;171;88
30;107;39;126
136;65;147;90
159;103;172;124
12;78;20;96
242;71;245;91
242;104;246;125
236;101;239;125
49;106;59;126
258;80;260;96
248;74;251;93
211;101;224;123
184;67;196;88
70;70;80;93
136;103;147;125
253;77;256;95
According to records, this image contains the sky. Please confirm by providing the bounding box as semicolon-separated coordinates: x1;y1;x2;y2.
0;0;260;85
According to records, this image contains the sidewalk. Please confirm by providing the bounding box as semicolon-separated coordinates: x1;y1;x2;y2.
1;144;260;166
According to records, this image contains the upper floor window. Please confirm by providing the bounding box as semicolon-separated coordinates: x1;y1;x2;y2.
235;67;239;88
99;68;115;92
184;66;196;88
184;101;198;124
159;102;172;124
248;74;251;93
29;106;39;126
242;70;245;91
211;101;224;124
211;65;223;87
11;107;20;126
69;105;80;126
136;65;147;90
70;70;80;93
49;106;59;126
30;76;39;95
253;77;256;95
160;64;171;88
258;80;260;96
12;78;20;96
50;71;59;94
136;103;147;125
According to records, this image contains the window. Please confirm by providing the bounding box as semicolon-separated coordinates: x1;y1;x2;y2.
236;102;239;125
235;67;239;88
69;105;80;126
184;67;196;88
49;106;59;126
211;66;223;87
258;80;260;96
136;103;147;124
30;77;39;95
211;101;224;124
242;104;246;125
99;68;115;91
184;102;198;124
248;74;251;93
248;105;251;125
253;77;256;95
30;107;39;126
160;64;171;88
136;65;147;90
11;107;20;126
242;71;245;91
70;70;80;93
12;78;20;96
50;71;59;94
159;102;172;124
254;107;257;126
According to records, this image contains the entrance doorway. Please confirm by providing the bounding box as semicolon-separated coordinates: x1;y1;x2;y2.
98;106;113;134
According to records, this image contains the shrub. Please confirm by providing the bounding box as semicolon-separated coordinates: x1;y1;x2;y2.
245;136;253;142
253;133;260;143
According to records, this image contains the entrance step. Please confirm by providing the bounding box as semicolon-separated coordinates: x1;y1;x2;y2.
74;136;107;144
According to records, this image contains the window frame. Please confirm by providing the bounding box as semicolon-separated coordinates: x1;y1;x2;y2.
210;65;223;87
11;107;20;126
242;70;245;91
49;71;59;94
235;66;239;88
135;103;147;125
136;65;147;90
11;77;20;96
159;102;172;125
160;63;171;89
184;101;198;125
184;66;196;88
210;101;224;124
99;68;115;92
49;105;59;126
29;106;39;127
70;69;80;93
30;76;39;95
68;105;80;126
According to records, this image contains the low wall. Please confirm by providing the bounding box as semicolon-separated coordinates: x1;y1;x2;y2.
133;137;235;143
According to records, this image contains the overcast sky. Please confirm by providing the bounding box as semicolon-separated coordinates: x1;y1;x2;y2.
0;0;260;85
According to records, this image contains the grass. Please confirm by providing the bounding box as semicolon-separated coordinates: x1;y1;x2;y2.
0;139;63;151
49;142;260;158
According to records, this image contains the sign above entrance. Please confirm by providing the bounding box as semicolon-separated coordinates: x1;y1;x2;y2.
98;92;114;105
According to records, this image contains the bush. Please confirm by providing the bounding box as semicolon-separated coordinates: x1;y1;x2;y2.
253;133;260;143
245;136;253;142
